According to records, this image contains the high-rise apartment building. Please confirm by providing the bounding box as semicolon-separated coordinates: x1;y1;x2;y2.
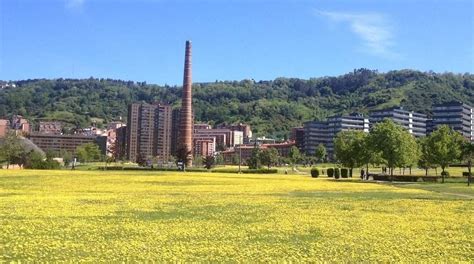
432;102;473;141
370;107;427;137
304;113;369;159
126;102;172;163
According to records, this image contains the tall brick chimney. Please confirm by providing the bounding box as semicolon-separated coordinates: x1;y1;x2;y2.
179;40;193;167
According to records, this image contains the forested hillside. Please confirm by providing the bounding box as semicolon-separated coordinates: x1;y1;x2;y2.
1;69;473;138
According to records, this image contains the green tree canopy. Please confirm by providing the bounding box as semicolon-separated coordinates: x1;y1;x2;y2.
314;144;327;163
426;125;465;183
260;148;279;169
76;143;102;163
368;119;419;179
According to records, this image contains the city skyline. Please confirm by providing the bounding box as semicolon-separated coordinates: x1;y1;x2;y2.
1;0;472;85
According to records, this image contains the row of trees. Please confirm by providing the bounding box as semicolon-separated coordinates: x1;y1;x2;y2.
334;120;473;184
246;144;326;170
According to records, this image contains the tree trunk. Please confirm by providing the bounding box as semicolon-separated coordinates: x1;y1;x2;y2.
441;166;445;183
425;168;428;176
409;167;412;175
390;167;394;182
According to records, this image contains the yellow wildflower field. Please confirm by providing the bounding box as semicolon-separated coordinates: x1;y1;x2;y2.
0;170;472;262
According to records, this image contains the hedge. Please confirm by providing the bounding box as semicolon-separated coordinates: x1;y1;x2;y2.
341;168;348;178
441;171;450;177
311;168;320;178
334;168;340;179
327;168;334;177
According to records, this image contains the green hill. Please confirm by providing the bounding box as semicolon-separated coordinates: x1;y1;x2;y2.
1;69;473;138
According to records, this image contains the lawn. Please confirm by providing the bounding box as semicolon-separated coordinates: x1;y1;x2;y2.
0;170;472;262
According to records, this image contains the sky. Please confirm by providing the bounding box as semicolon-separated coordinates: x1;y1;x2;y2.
0;0;473;85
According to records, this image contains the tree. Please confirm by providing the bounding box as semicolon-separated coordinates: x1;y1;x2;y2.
314;144;327;163
260;148;279;169
425;125;464;183
0;132;25;169
175;146;192;170
60;150;73;167
334;130;367;177
214;153;224;166
203;155;215;170
288;146;301;170
194;155;203;167
369;119;419;180
461;141;473;186
417;137;434;176
76;143;102;163
397;131;420;175
247;146;262;169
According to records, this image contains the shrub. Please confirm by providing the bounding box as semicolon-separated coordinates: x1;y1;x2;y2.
462;172;472;177
311;168;320;178
334;168;340;179
341;168;348;178
441;171;450;178
327;168;334;177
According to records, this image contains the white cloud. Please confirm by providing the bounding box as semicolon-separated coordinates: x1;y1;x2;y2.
317;10;399;59
65;0;85;10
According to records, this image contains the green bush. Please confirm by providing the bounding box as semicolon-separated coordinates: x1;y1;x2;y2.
341;168;348;178
311;168;320;178
334;168;340;179
441;171;450;177
327;168;334;177
26;159;61;170
462;172;472;177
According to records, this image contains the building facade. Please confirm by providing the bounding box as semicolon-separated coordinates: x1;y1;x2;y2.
370;107;427;137
28;133;106;155
38;121;62;134
432;102;473;141
126;103;172;163
304;114;369;159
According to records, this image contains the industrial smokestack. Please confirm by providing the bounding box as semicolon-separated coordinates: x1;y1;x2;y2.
179;40;193;167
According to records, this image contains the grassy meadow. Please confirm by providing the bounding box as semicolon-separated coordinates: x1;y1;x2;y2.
0;169;473;262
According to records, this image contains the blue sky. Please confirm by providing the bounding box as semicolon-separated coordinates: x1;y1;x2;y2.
0;0;472;85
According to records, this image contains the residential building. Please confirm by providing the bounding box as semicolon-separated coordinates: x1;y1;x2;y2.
28;133;106;155
115;126;127;160
290;127;305;151
247;137;277;145
432;102;473;141
370;107;427;137
126;102;172;163
193;136;216;157
10;115;30;135
304;113;369;160
171;108;181;156
38;121;62;134
0;119;8;138
217;123;253;141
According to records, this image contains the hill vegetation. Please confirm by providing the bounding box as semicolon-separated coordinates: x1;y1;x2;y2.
1;69;473;138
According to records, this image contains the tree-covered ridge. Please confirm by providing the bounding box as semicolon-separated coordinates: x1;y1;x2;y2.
1;69;473;138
